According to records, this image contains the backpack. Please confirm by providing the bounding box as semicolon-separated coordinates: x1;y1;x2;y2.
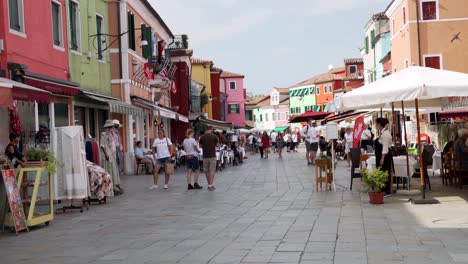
252;136;257;144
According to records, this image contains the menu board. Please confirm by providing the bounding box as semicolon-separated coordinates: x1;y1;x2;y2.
1;170;27;234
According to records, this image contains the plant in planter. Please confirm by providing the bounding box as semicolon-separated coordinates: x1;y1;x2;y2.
26;148;60;175
361;167;389;204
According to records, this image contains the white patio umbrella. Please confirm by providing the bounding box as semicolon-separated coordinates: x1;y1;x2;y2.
337;66;468;203
237;128;250;133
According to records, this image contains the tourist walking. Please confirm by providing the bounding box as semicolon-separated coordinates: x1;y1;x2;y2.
248;133;255;154
262;132;270;159
270;131;278;153
375;118;393;195
301;119;319;165
285;131;292;152
150;129;174;190
276;132;285;159
343;127;354;167
199;126;219;191
257;133;264;158
291;132;298;152
183;128;203;190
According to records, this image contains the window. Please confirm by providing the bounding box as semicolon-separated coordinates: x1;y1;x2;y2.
229;81;236;90
96;14;104;60
370;30;375;49
141;24;153;59
424;55;441;69
265;113;268;122
260;114;263;122
8;0;24;33
422;1;437;21
69;0;80;51
403;7;406;25
349;65;357;74
253;115;256;122
330;85;333;93
272;113;275;121
228;104;240;114
278;113;281;120
316;87;320;95
296;107;300;113
52;1;64;47
404;59;409;68
392;18;395;36
364;36;369;54
128;12;136;50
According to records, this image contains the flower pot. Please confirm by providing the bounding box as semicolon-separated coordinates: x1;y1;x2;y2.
368;192;384;204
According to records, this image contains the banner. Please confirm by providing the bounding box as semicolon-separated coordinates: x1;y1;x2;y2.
352;116;365;148
1;170;27;234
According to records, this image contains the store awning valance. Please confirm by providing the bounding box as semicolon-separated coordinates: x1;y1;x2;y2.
132;97;178;120
289;111;330;123
196;116;234;131
82;91;144;117
273;126;289;132
23;71;80;96
177;114;189;123
0;77;51;104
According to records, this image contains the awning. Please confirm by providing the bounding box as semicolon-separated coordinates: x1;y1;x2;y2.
289;111;331;123
273;126;289;132
325;110;365;123
23;71;80;96
0;77;51;104
132;97;177;120
196;116;234;131
177;114;189;123
81;91;144;116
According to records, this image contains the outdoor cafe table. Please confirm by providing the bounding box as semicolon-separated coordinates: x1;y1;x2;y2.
367;156;418;190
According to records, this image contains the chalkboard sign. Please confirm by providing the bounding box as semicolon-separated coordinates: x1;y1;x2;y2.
1;170;27;234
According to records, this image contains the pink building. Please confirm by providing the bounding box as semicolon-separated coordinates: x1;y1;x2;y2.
274;99;290;128
220;70;246;127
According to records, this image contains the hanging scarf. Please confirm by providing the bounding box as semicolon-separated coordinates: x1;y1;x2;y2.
9;105;21;133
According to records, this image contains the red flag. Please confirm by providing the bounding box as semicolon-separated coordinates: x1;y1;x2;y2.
352;116;365;148
143;63;154;79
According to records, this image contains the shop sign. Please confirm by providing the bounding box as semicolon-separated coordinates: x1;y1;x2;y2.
1;169;28;234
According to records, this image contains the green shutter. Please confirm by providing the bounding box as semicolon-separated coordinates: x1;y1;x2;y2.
9;0;20;31
128;12;135;50
370;30;375;49
365;36;369;54
96;15;103;60
142;25;153;59
69;1;78;50
310;87;315;94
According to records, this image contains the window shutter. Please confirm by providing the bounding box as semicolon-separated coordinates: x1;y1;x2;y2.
370;30;375;49
52;3;61;46
69;1;78;50
96;15;103;60
128;12;135;50
142;25;153;59
365;36;369;54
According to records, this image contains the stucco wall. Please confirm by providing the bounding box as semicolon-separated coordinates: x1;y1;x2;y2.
225;76;245;126
192;64;213;118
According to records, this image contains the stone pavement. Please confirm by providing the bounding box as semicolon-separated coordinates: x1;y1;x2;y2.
1;146;468;264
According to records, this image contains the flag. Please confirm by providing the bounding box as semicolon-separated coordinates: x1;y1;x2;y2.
143;63;154;79
161;69;176;94
352;116;365;148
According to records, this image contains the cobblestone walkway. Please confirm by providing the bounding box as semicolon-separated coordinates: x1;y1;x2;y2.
1;148;468;264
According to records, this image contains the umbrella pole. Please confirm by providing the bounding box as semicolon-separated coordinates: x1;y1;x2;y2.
391;102;397;194
401;101;410;190
415;99;425;199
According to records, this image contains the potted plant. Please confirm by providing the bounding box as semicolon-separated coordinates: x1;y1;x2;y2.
361;167;389;204
25;148;59;175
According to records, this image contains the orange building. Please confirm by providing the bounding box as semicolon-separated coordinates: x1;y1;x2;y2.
343;58;364;92
386;0;468;72
314;72;343;112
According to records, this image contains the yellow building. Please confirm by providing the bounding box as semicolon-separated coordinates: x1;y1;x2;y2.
386;0;468;72
191;58;214;118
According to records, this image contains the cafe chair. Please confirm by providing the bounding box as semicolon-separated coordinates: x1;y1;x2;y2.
135;157;147;175
453;153;468;189
350;148;363;191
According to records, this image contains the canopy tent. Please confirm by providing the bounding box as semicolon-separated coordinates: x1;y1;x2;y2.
336;66;468;202
272;126;289;132
289;111;330;123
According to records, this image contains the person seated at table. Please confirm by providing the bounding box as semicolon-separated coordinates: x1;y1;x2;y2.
134;141;154;174
5;132;25;168
454;129;468;169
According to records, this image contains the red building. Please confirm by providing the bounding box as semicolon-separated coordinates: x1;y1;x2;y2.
170;49;193;143
313;71;344;112
343;58;364;92
210;67;222;121
0;0;79;130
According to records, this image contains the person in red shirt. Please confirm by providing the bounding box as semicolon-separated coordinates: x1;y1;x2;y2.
261;132;270;159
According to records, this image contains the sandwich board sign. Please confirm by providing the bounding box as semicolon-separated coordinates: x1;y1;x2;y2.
1;170;28;234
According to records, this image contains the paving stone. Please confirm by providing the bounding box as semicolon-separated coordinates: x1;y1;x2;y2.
277;243;306;252
270;252;302;263
304;242;335;253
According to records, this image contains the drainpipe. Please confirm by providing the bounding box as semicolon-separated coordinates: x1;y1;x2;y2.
117;1;123;79
415;0;422;66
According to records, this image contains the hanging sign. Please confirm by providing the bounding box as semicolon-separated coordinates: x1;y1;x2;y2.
1;170;28;234
352;116;365;148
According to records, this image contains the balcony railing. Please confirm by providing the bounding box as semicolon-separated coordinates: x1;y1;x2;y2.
166;35;189;50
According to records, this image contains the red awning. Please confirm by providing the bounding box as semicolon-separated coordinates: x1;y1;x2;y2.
289;111;331;123
0;77;51;104
24;76;80;96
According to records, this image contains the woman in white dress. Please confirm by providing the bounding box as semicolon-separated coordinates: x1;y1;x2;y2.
343;127;354;167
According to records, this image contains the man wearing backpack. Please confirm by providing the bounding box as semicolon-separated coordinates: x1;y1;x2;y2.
301;119;319;165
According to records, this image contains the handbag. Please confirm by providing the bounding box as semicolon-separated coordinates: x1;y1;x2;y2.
164;162;174;174
166;138;177;158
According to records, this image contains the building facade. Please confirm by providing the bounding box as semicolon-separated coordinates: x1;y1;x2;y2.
386;0;468;73
343;58;364;91
221;70;246;127
191;58;213;118
210;67;222;121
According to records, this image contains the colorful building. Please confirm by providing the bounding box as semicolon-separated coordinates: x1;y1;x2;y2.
0;0;79;134
314;72;343;112
221;70;246;127
191;58;213;118
66;0;112;139
363;12;391;83
386;0;468;73
343;58;364;91
252;96;270;130
210;66;222;121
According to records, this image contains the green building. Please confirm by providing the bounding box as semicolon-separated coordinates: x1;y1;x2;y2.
289;83;316;128
66;0;112;137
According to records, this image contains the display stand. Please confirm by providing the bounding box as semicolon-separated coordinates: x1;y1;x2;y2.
4;166;54;227
315;159;333;191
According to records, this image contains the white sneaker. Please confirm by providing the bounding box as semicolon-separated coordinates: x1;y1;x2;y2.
148;185;158;190
164;185;169;189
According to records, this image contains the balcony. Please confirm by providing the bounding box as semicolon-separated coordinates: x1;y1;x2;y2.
166;35;189;50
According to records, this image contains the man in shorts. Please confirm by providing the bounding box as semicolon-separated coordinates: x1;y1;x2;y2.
199;126;219;191
301;119;319;165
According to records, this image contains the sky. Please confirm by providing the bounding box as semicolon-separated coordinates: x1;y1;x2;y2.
149;0;389;95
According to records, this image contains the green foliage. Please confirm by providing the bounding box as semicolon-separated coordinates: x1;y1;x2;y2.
26;148;60;175
361;167;389;193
